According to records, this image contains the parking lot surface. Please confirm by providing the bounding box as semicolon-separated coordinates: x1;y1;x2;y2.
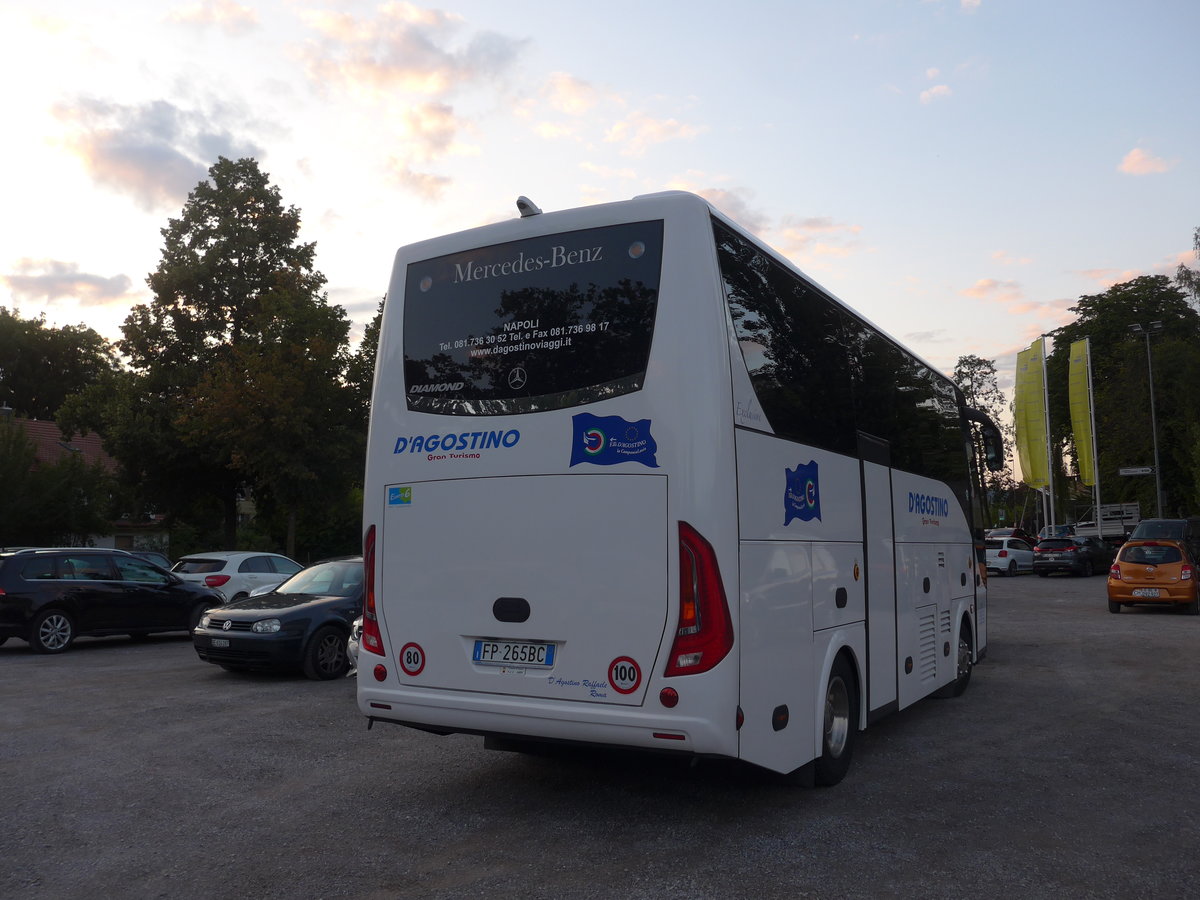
2;572;1198;898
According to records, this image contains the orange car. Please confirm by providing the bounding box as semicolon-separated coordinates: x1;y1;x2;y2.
1107;540;1198;615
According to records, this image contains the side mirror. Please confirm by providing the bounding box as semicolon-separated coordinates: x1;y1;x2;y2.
964;407;1005;472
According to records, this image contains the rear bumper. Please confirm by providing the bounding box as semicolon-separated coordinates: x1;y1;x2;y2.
358;683;737;758
1107;583;1197;605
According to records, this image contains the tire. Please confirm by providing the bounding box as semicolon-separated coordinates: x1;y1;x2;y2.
1108;600;1122;614
814;655;858;787
937;623;974;698
29;609;75;654
1006;561;1017;577
303;624;349;680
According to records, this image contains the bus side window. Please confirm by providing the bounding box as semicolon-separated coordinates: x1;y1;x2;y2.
714;220;856;455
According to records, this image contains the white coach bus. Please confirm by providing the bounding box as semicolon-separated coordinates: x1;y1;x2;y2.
359;191;1003;785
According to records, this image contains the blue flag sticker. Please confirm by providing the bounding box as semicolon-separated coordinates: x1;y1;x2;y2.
570;413;660;468
784;461;821;524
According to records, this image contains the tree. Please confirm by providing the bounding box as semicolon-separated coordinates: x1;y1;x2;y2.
953;355;1023;526
0;416;113;547
71;156;361;555
0;307;117;419
1046;275;1200;517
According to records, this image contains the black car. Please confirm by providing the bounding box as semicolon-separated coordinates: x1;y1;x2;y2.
0;548;223;653
192;557;363;680
1032;536;1116;577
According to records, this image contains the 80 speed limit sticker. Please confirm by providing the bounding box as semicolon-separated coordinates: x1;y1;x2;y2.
399;642;426;676
608;656;642;694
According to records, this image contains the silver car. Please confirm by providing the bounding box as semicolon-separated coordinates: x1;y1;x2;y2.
985;537;1035;577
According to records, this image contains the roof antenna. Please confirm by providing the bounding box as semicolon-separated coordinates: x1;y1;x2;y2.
516;196;542;217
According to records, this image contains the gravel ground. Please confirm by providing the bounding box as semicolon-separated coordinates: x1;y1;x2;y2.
2;571;1198;899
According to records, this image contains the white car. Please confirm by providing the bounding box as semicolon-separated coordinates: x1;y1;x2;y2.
171;551;303;603
985;537;1035;577
346;616;362;676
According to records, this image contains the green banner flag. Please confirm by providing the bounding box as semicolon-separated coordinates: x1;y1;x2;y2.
1069;339;1096;487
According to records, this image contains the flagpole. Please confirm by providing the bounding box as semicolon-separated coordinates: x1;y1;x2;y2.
1040;336;1055;530
1085;337;1102;538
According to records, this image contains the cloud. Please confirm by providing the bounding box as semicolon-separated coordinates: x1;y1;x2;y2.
926;68;941;79
992;249;1033;266
1118;147;1174;175
297;3;524;99
388;162;451;201
543;72;606;116
2;259;134;306
54;97;262;212
960;278;1022;303
402;102;464;162
776;215;864;262
663;179;769;235
1079;267;1143;286
920;84;952;104
605;111;704;156
961;0;982;10
579;161;637;180
164;0;259;36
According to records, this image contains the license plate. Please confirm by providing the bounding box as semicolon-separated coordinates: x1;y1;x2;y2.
473;639;555;668
211;637;230;648
1132;588;1161;598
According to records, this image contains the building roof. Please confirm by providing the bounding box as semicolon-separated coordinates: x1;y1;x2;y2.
9;418;118;474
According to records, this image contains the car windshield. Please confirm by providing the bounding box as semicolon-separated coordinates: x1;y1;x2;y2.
1130;521;1186;541
275;560;363;597
173;558;227;574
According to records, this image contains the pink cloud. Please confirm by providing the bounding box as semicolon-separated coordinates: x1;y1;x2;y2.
1118;147;1174;175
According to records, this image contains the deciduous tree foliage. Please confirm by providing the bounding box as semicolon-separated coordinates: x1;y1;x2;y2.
70;157;363;556
1046;274;1200;516
0;307;116;419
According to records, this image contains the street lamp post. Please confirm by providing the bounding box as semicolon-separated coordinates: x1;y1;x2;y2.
1129;322;1164;517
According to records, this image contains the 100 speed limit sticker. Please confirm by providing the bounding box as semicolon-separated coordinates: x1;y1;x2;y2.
608;657;642;694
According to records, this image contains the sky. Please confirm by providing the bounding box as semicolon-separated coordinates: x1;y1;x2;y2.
2;0;1197;399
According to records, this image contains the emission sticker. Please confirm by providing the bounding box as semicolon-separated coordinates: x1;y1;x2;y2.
399;642;426;676
608;657;642;694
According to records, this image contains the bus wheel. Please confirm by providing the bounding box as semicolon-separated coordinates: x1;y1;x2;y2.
937;623;974;698
814;656;857;787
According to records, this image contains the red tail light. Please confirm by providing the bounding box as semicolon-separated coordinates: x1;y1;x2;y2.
664;522;734;677
998;549;1008;558
204;574;231;588
362;524;385;657
1109;563;1121;580
1183;564;1193;581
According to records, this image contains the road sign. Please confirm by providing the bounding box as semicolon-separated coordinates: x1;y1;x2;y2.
1119;466;1154;476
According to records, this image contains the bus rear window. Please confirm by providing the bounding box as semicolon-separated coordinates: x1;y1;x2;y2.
402;220;663;415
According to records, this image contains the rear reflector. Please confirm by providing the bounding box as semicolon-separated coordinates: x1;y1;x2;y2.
363;524;385;656
664;522;734;677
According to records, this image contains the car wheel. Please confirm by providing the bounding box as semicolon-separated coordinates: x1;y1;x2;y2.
1182;597;1199;616
303;625;349;680
936;622;974;698
1006;561;1017;577
814;655;858;787
30;609;75;654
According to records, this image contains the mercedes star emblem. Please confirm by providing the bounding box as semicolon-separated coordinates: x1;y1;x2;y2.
508;367;528;390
